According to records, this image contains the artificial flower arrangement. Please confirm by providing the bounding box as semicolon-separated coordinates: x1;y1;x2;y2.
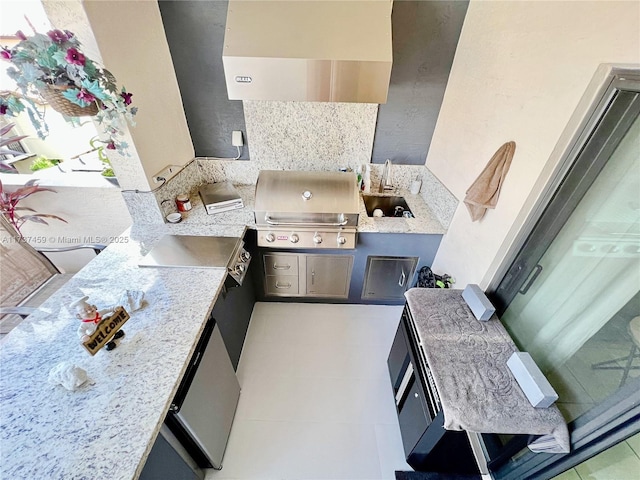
0;29;136;156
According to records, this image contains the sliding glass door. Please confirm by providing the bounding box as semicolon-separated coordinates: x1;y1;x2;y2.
487;74;640;479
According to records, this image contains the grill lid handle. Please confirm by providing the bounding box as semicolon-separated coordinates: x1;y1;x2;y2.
265;214;348;227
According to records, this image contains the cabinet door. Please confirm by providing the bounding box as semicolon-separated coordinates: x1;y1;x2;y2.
398;376;430;457
215;275;256;371
305;255;353;298
388;318;410;392
362;256;418;300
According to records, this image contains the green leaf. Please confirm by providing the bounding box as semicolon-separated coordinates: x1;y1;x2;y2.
29;33;51;49
51;50;67;65
80;78;110;102
61;87;86;106
17;63;43;83
83;59;97;78
26;107;48;139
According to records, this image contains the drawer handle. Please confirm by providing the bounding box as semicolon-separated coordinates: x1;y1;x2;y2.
275;281;292;289
398;270;406;287
273;263;291;270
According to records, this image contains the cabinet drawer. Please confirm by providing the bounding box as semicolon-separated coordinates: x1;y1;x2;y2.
264;254;298;274
265;275;299;296
398;376;430;457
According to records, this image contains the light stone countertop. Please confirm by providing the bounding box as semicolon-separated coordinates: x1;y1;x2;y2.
0;183;444;479
176;184;445;235
0;222;245;480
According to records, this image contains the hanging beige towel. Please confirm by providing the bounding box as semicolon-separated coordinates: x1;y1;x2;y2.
464;141;516;221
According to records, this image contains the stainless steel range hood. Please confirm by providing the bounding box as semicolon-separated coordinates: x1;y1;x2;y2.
222;0;393;104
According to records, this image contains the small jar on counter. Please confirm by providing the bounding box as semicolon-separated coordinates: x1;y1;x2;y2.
176;194;192;212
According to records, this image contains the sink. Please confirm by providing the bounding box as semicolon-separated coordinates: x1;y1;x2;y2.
362;195;413;218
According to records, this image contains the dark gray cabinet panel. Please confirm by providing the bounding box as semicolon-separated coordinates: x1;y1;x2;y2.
158;1;249;159
212;276;256;371
372;1;469;165
398;377;430;457
140;426;203;480
211;232;257;371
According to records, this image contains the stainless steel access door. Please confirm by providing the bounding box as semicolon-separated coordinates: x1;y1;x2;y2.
362;256;419;300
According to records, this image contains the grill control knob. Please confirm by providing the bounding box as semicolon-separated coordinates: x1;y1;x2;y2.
265;233;275;243
240;250;251;262
313;234;323;244
234;264;245;275
337;235;347;245
290;234;300;244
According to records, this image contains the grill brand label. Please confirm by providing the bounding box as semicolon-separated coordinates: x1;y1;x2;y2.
277;235;288;241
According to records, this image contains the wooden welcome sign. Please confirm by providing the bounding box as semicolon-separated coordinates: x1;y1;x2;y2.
82;307;130;356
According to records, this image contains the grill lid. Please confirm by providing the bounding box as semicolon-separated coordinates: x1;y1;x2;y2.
254;170;359;216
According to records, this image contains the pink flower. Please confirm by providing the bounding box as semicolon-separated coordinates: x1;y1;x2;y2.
1;48;12;60
65;48;85;66
47;29;68;43
16;30;27;41
76;89;96;105
120;91;133;106
106;141;116;150
0;104;8;115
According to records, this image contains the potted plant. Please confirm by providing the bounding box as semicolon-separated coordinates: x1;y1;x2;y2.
0;123;66;237
0;29;136;156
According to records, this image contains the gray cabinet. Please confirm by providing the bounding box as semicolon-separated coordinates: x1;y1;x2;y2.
306;255;352;298
264;253;300;296
256;233;442;304
388;306;479;474
362;256;418;300
263;253;353;299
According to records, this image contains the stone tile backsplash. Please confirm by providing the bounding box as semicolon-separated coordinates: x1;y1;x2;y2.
242;100;378;171
150;100;458;227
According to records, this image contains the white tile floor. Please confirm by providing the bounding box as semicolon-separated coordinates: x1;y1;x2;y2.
206;302;412;480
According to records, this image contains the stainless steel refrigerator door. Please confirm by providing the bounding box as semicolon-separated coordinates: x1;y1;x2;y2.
174;324;240;469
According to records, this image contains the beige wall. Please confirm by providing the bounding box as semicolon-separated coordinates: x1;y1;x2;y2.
428;0;640;288
81;0;194;188
2;173;132;272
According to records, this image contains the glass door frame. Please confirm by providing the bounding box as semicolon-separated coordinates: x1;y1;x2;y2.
484;69;640;479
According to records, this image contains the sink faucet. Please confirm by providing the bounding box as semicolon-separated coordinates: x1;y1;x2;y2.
379;159;394;193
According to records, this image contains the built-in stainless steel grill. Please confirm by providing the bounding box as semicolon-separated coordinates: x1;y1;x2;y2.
254;170;359;249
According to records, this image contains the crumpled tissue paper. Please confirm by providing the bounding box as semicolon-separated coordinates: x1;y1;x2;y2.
48;361;89;391
118;290;145;312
